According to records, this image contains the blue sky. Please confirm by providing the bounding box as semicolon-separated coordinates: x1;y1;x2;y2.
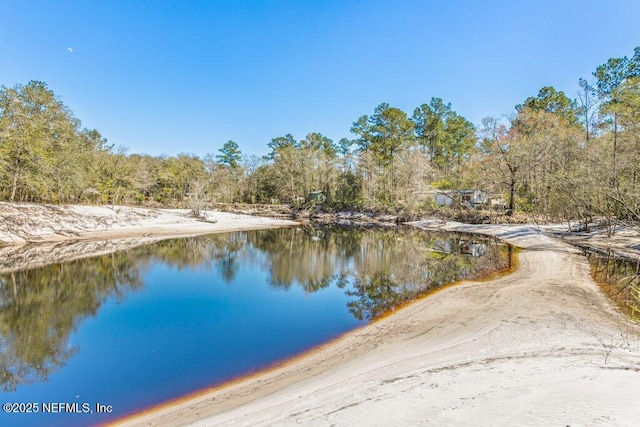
1;0;639;157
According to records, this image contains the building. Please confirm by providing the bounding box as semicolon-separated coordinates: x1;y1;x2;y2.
434;190;488;209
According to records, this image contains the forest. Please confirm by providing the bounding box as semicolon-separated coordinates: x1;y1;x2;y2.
1;47;639;224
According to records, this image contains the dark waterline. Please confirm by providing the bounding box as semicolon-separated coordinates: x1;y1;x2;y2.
0;227;512;426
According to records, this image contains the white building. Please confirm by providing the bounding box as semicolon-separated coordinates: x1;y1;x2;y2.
434;190;488;208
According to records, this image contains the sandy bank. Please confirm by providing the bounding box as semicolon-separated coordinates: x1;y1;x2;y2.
116;222;640;426
0;202;298;245
0;202;298;273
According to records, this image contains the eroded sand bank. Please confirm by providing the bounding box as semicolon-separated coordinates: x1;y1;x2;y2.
0;202;298;273
115;222;640;426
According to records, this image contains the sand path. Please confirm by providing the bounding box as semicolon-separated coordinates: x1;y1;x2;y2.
116;223;640;426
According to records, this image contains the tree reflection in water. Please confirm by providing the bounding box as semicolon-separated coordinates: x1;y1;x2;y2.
587;251;640;322
248;227;512;320
0;253;144;391
0;227;512;391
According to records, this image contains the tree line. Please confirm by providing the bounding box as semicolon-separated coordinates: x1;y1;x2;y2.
1;47;639;222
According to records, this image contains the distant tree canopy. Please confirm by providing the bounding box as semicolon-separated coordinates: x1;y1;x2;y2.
1;45;639;222
412;97;476;171
516;86;579;127
0;81;109;203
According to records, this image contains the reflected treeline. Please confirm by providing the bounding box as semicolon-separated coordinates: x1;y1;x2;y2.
0;234;248;392
0;227;513;391
247;227;513;320
587;251;640;323
248;228;360;291
0;252;145;392
125;233;250;281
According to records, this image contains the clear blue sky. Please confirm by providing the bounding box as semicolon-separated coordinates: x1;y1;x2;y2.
1;0;639;157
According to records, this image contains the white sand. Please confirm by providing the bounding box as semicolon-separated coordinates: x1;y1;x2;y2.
0;202;298;246
0;203;298;272
115;222;640;426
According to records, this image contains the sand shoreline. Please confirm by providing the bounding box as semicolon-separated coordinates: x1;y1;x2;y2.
2;203;639;425
0;203;299;273
0;202;299;244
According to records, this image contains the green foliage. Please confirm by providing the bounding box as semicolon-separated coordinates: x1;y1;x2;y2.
516;86;579;126
251;164;278;203
216;140;242;169
351;103;415;166
350;103;416;205
252;132;339;204
593;47;640;97
588;47;640;220
0;81;104;203
334;171;362;208
300;132;337;158
412;98;477;171
338;137;354;156
265;133;297;161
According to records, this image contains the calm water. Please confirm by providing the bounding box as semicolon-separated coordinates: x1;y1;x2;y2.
587;250;640;322
0;227;512;426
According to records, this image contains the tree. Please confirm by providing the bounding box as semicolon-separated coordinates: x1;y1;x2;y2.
601;76;640;219
265;134;297;161
478;117;520;215
510;107;583;219
412;98;476;173
0;81;116;204
260;135;302;203
97;145;133;205
216;140;242;169
127;154;161;203
593;46;640;188
516;86;578;126
209;140;244;203
299;132;338;201
337;137;354;157
352;103;414;166
0;81;80;202
254;132;340;205
351;103;415;204
576;78;600;145
412;98;448;161
300;132;337;158
593;47;639;96
239;154;264;203
156;153;206;203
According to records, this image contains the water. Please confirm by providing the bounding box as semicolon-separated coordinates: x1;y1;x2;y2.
586;250;640;322
0;227;512;426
